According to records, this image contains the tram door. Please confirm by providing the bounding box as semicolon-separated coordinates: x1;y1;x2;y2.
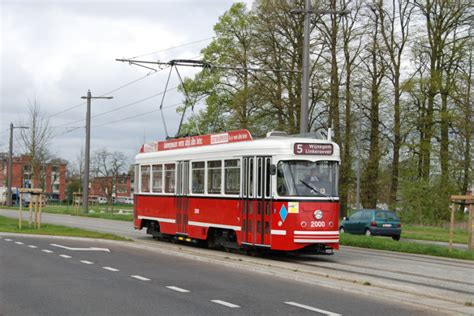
176;161;189;234
242;156;272;246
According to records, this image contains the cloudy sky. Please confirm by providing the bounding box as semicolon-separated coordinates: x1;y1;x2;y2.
0;0;253;167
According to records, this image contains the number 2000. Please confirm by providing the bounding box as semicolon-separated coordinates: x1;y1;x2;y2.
310;221;326;228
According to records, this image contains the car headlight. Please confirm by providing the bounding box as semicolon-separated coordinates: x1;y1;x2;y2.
313;210;323;220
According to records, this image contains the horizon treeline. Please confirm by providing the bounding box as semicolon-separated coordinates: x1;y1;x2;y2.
177;0;473;224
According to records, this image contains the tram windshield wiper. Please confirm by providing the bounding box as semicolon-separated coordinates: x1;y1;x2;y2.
299;180;334;201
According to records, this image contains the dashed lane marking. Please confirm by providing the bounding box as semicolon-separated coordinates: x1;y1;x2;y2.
42;249;53;253
284;302;341;315
28;245;37;248
131;275;150;281
166;286;190;293
4;238;12;241
211;300;240;308
80;260;94;265
15;241;24;245
60;254;72;259
102;267;119;272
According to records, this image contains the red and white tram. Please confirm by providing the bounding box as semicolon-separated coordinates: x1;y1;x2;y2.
134;129;340;253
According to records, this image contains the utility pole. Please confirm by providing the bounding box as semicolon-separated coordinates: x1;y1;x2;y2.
6;123;28;207
300;0;311;134
293;3;350;134
80;90;113;213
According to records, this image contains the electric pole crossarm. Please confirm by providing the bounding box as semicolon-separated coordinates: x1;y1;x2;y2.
116;58;299;73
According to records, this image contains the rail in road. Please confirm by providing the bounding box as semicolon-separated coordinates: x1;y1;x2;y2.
1;208;473;314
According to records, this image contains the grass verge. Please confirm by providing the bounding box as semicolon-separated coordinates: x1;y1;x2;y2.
340;233;473;261
402;224;468;244
0;215;130;241
3;205;133;222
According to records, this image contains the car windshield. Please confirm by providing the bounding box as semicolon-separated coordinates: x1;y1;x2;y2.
376;211;399;220
277;160;338;197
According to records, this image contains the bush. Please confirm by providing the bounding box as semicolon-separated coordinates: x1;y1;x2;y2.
398;178;456;225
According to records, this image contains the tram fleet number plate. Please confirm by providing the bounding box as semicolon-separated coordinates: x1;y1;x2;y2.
294;143;333;155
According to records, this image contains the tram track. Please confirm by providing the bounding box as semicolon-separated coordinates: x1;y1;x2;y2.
274;256;474;296
339;246;474;269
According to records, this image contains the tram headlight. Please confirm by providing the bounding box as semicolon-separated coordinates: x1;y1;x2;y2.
313;210;323;220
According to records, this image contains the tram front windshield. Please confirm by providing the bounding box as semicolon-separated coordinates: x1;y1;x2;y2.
277;160;338;197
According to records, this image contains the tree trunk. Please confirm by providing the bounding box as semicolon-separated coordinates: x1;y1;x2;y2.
389;74;401;207
439;92;449;184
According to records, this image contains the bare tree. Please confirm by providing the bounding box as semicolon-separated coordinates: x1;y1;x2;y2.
91;149;128;210
18;100;53;189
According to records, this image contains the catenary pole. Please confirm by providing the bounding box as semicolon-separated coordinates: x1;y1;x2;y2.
293;5;350;134
300;0;311;134
81;90;113;213
6;123;13;206
6;123;28;206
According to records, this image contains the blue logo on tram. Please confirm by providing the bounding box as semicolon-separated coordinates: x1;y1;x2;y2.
280;204;288;222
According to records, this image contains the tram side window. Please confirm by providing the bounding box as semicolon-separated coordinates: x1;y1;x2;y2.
207;160;222;194
224;159;240;195
140;165;150;193
152;164;163;193
164;163;176;193
192;161;205;194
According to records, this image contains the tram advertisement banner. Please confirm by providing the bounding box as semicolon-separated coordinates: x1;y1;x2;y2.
155;129;253;151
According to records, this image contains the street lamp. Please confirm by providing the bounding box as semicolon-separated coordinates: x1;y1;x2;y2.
6;123;29;206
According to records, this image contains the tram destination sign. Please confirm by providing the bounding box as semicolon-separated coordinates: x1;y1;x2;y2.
294;143;333;155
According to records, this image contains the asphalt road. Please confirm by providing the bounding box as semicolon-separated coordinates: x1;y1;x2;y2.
1;209;473;315
0;235;433;315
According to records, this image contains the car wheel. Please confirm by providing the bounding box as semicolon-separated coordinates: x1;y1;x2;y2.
392;235;400;241
339;227;345;234
365;229;372;237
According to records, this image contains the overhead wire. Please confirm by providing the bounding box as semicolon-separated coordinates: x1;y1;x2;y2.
47;37;211;122
127;37;214;60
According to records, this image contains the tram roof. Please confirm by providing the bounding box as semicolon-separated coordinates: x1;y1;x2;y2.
135;130;340;163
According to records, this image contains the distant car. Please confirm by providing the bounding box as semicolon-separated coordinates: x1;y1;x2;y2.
339;209;401;241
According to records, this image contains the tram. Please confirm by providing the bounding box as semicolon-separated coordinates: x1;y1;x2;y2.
133;129;340;253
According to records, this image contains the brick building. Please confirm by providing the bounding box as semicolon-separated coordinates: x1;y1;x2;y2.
89;174;133;201
0;154;67;202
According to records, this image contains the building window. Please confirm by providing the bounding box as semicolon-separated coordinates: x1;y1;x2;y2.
140;165;150;192
207;160;222;194
224;159;240;195
152;164;163;193
191;161;205;194
164;164;175;193
23;164;32;188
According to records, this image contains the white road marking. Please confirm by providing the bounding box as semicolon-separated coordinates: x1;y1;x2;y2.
80;260;94;265
42;249;53;253
28;245;37;248
102;266;119;272
15;241;24;245
50;243;110;252
5;238;12;241
59;254;72;258
211;300;240;308
131;275;150;281
166;286;190;293
284;302;341;315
